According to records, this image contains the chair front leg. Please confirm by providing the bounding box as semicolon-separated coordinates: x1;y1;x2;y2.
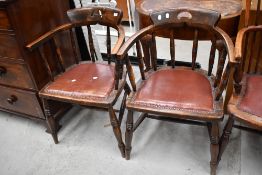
210;121;219;175
125;110;134;160
108;105;125;158
217;115;235;163
42;98;58;144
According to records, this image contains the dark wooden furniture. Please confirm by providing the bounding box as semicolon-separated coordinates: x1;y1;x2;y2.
117;8;236;175
117;0;130;21
218;24;262;164
218;0;262;164
0;0;74;121
134;0;242;70
26;6;129;157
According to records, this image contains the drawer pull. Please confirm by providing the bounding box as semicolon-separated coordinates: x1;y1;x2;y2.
7;95;17;105
0;66;7;76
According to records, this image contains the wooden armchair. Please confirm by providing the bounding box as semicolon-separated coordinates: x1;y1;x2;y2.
218;25;262;162
117;8;236;175
218;0;262;163
26;6;130;157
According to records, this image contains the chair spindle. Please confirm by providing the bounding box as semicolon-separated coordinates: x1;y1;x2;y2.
215;63;231;100
125;55;136;91
150;33;157;71
107;26;112;64
255;0;261;25
214;45;227;87
208;38;217;76
247;32;256;73
136;41;145;80
170;30;175;68
38;47;54;81
69;29;79;64
52;38;66;72
87;26;96;62
192;29;199;70
255;33;262;72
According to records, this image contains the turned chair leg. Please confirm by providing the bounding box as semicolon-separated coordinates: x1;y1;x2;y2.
217;115;235;163
210;122;219;175
108;106;125;158
125;110;134;160
42;99;58;144
118;83;131;126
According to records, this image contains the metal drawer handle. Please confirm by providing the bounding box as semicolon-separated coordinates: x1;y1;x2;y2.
0;66;7;76
7;95;17;105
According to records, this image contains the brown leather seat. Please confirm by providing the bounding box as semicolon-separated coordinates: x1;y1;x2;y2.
134;68;213;111
40;63;120;105
227;75;262;129
238;75;262;117
127;68;223;120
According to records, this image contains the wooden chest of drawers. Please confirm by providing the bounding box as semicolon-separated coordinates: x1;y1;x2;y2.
0;0;75;120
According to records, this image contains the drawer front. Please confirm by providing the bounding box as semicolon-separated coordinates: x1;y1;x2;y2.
0;86;45;119
0;9;12;31
0;34;22;59
0;59;35;89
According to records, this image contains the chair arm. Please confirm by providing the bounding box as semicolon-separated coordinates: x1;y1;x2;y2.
117;25;154;60
26;23;73;51
235;25;262;61
111;25;125;55
215;27;237;64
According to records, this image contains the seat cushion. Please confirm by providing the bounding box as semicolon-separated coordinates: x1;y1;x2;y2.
133;69;214;112
42;63;116;101
238;75;262;117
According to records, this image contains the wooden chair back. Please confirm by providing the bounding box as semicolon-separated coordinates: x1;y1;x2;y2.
26;6;124;88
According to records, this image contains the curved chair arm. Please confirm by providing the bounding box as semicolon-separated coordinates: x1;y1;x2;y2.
214;27;237;64
235;25;262;61
111;25;125;55
117;25;155;60
26;23;73;51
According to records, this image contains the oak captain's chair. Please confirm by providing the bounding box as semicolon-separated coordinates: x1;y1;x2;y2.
218;0;262;164
218;25;262;161
117;8;237;174
26;6;130;157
